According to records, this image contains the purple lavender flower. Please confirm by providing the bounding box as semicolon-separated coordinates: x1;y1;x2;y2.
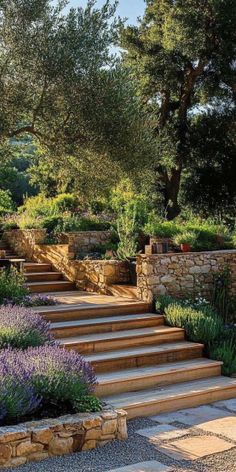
0;305;54;349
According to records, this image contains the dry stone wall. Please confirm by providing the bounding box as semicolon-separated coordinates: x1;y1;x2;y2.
137;250;236;303
58;231;112;257
0;409;127;468
4;230;130;294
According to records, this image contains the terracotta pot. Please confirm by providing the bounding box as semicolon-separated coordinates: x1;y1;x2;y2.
180;243;191;253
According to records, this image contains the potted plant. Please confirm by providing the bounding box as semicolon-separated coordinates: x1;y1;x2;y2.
174;231;197;253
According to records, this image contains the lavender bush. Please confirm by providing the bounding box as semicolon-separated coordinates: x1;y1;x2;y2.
19;294;57;307
0;349;40;422
0;305;54;349
0;346;100;424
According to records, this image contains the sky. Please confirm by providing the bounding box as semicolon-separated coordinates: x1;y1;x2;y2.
68;0;146;24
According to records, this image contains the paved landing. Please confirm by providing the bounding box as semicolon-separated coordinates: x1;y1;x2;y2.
108;462;172;472
33;291;144;308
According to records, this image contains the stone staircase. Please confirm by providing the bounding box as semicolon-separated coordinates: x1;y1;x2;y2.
2;242;236;419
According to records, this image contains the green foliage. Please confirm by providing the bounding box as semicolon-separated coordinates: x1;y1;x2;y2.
111;178;150;228
73;395;102;413
117;206;138;260
0;268;28;305
174;231;197;246
52;194;79;213
0;190;15;215
210;340;236;377
54;215;110;233
211;267;235;324
144;216;181;238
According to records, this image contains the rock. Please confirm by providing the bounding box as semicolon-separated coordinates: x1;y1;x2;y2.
32;428;53;445
5;457;27;467
27;452;49;462
85;428;102;440
82;440;97;450
0;429;29;444
0;444;11;465
16;441;44;457
83;417;102;430
48;437;73;456
117;417;128;440
101;411;117;421
72;433;85;452
102;420;117;435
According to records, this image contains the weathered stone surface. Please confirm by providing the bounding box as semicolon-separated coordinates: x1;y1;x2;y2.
109;461;171;472
82;440;97;450
156;435;234;461
85;428;102;440
136;424;190;441
32;428;53;445
0;429;29;444
102;420;117;435
83;417;102;430
16;441;43;457
0;444;11;465
26;451;49;462
48;437;73;456
5;457;27;467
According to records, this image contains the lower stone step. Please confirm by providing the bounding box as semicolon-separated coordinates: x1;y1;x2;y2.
60;326;185;354
27;280;75;293
102;376;236;419
85;341;204;373
108;285;138;299
96;358;222;396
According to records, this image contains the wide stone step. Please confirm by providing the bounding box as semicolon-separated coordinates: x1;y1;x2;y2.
59;326;185;354
27;280;75;293
96;359;222;396
85;341;204;373
25;271;63;282
51;313;164;338
34;301;151;322
24;263;52;273
102;376;236;419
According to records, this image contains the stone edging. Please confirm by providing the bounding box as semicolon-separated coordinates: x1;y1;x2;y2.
0;409;127;468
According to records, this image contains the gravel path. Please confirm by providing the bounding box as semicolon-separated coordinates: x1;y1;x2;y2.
4;413;236;472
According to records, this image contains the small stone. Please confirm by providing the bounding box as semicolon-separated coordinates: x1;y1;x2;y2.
85;428;102;440
101;411;117;421
102;419;117;435
0;444;11;465
16;441;43;457
32;428;53;445
27;451;49;462
82;440;97;450
48;436;73;456
4;457;27;467
83;417;102;430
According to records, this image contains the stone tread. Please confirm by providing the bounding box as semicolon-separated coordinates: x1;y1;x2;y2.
25;271;62;276
50;313;163;329
85;341;203;362
33;300;150;313
59;326;185;346
27;281;72;286
96;359;223;385
102;377;236;409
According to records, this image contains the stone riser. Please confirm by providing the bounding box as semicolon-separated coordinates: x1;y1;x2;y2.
27;281;75;293
63;330;185;355
25;272;63;282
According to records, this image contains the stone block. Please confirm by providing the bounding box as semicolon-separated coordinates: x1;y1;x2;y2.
48;437;73;456
16;441;43;457
32;428;53;445
0;444;11;465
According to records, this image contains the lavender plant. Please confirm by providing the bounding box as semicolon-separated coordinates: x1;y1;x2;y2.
0;349;41;422
0;346;100;425
0;305;54;349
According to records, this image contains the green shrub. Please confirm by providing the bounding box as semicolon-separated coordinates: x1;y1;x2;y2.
54;215;110;233
144;217;181;238
52;194;78;213
41;215;63;233
19;194;53;218
0;268;28;304
164;303;224;345
0;190;15;215
117;206;138;260
210;340;236;376
174;231;197;246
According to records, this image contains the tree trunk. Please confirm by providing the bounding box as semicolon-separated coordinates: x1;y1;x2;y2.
164;167;182;220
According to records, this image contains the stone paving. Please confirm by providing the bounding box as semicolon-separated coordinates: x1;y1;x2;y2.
4;400;236;472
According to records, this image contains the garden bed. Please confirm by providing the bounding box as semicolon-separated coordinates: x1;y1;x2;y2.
0;409;127;468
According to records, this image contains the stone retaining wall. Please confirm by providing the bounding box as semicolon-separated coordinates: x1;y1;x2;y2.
137;250;236;302
0;409;127;468
4;230;130;294
58;231;112;257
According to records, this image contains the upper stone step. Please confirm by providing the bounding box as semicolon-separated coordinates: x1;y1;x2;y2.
24;263;52;273
27;280;75;293
25;272;63;282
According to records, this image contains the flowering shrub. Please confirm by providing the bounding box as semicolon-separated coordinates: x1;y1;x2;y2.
0;305;54;349
0;349;41;422
0;346;100;424
19;294;57;307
